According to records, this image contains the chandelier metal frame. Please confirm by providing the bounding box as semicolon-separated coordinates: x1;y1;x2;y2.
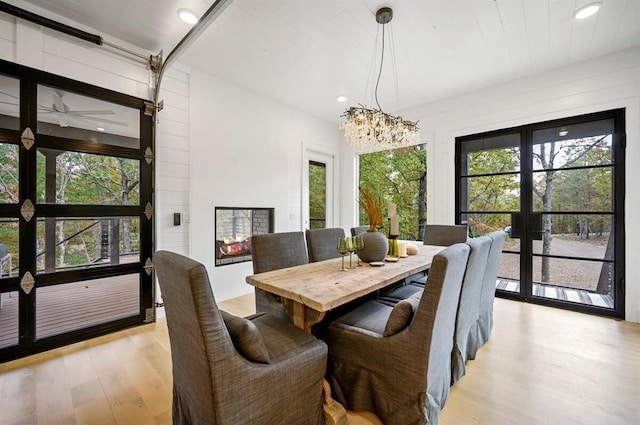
340;7;420;150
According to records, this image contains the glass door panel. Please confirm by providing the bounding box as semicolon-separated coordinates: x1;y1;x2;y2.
457;110;624;318
1;60;153;362
36;85;140;147
0;74;20;131
309;160;327;229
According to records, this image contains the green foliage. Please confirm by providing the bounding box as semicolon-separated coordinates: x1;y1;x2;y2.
309;161;326;229
359;144;427;240
36;150;140;205
0;142;19;203
466;147;520;235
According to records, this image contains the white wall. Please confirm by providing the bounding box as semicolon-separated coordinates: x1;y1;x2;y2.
189;69;342;301
342;47;640;322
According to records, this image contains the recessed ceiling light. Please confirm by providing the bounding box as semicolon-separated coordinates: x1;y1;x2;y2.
96;127;105;132
336;96;347;102
574;2;601;20
178;8;198;25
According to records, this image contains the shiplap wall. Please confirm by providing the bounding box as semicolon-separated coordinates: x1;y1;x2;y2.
155;65;191;259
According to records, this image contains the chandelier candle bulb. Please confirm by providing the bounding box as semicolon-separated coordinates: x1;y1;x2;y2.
390;214;399;236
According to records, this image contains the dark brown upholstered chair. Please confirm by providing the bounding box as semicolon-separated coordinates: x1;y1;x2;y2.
155;250;327;425
251;231;309;317
327;243;470;425
473;231;507;354
350;226;368;237
305;227;345;262
451;235;491;384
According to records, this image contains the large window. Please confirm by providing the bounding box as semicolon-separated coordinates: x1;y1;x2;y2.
358;144;426;239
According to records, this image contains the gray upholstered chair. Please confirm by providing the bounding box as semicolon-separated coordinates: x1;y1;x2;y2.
350;226;368;237
451;235;491;384
155;250;327;425
424;224;468;246
408;224;469;287
473;231;507;353
251;231;309;317
327;243;470;425
305;227;345;262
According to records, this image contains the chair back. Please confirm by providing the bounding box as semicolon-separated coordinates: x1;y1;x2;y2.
251;231;308;273
154;250;233;423
477;231;507;344
350;226;368;237
413;243;469;401
451;236;492;384
251;232;308;315
423;224;468;246
305;227;345;262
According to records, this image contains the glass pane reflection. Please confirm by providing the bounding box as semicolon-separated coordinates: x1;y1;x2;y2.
37;85;140;148
0;74;20;130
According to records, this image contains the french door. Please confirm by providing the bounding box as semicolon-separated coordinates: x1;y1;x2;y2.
0;59;154;361
456;109;625;318
304;149;335;230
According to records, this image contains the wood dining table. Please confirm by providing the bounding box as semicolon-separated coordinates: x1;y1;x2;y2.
246;243;444;332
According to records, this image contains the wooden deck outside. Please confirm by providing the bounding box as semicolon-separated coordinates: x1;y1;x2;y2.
0;274;139;349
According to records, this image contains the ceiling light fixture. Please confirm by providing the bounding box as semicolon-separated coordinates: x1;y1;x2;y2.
336;95;347;102
340;7;420;150
178;8;198;25
96;127;105;132
574;2;601;19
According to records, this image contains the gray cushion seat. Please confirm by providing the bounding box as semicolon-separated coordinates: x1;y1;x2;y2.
155;250;327;425
327;243;470;425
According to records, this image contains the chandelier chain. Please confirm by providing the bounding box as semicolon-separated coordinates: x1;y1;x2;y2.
374;17;386;111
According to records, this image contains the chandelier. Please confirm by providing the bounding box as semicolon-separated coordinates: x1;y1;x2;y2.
340;7;420;150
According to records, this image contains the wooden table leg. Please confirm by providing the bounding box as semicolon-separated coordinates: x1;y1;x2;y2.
323;380;349;425
283;300;348;423
287;300;325;332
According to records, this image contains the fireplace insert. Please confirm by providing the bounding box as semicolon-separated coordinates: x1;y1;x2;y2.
215;207;274;266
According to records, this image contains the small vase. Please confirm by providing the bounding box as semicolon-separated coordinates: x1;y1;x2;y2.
359;230;388;263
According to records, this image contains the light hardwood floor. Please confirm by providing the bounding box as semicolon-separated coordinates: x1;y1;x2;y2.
1;296;638;425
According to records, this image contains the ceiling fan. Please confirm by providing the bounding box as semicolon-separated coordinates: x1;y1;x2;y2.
38;91;127;128
0;89;127;129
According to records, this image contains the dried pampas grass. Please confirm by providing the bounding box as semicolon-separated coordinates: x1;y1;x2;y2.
359;187;383;231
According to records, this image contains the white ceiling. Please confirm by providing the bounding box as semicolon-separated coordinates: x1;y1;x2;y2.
12;0;640;125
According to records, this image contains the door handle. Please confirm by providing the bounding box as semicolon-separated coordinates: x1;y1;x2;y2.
530;213;543;240
509;212;523;239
